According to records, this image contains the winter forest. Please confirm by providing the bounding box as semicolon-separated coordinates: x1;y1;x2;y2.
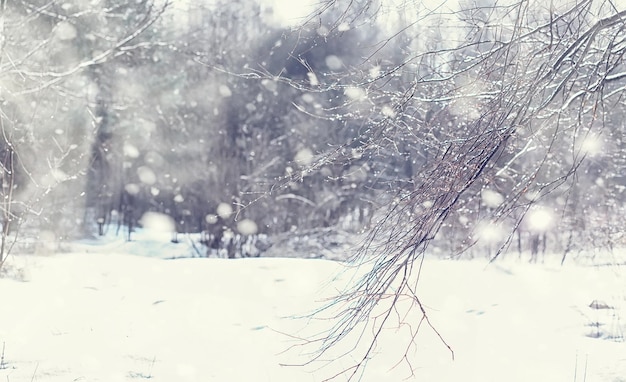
1;0;626;381
0;0;623;262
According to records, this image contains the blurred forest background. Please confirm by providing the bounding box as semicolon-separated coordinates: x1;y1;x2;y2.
0;0;624;261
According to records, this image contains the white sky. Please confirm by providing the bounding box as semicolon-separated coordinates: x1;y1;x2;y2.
172;0;626;30
268;0;318;27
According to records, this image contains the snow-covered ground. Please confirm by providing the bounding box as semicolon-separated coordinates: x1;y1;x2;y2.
1;228;625;381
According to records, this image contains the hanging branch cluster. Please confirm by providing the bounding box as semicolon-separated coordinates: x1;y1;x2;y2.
287;1;626;380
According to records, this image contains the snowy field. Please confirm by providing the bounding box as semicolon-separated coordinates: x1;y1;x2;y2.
1;229;625;382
